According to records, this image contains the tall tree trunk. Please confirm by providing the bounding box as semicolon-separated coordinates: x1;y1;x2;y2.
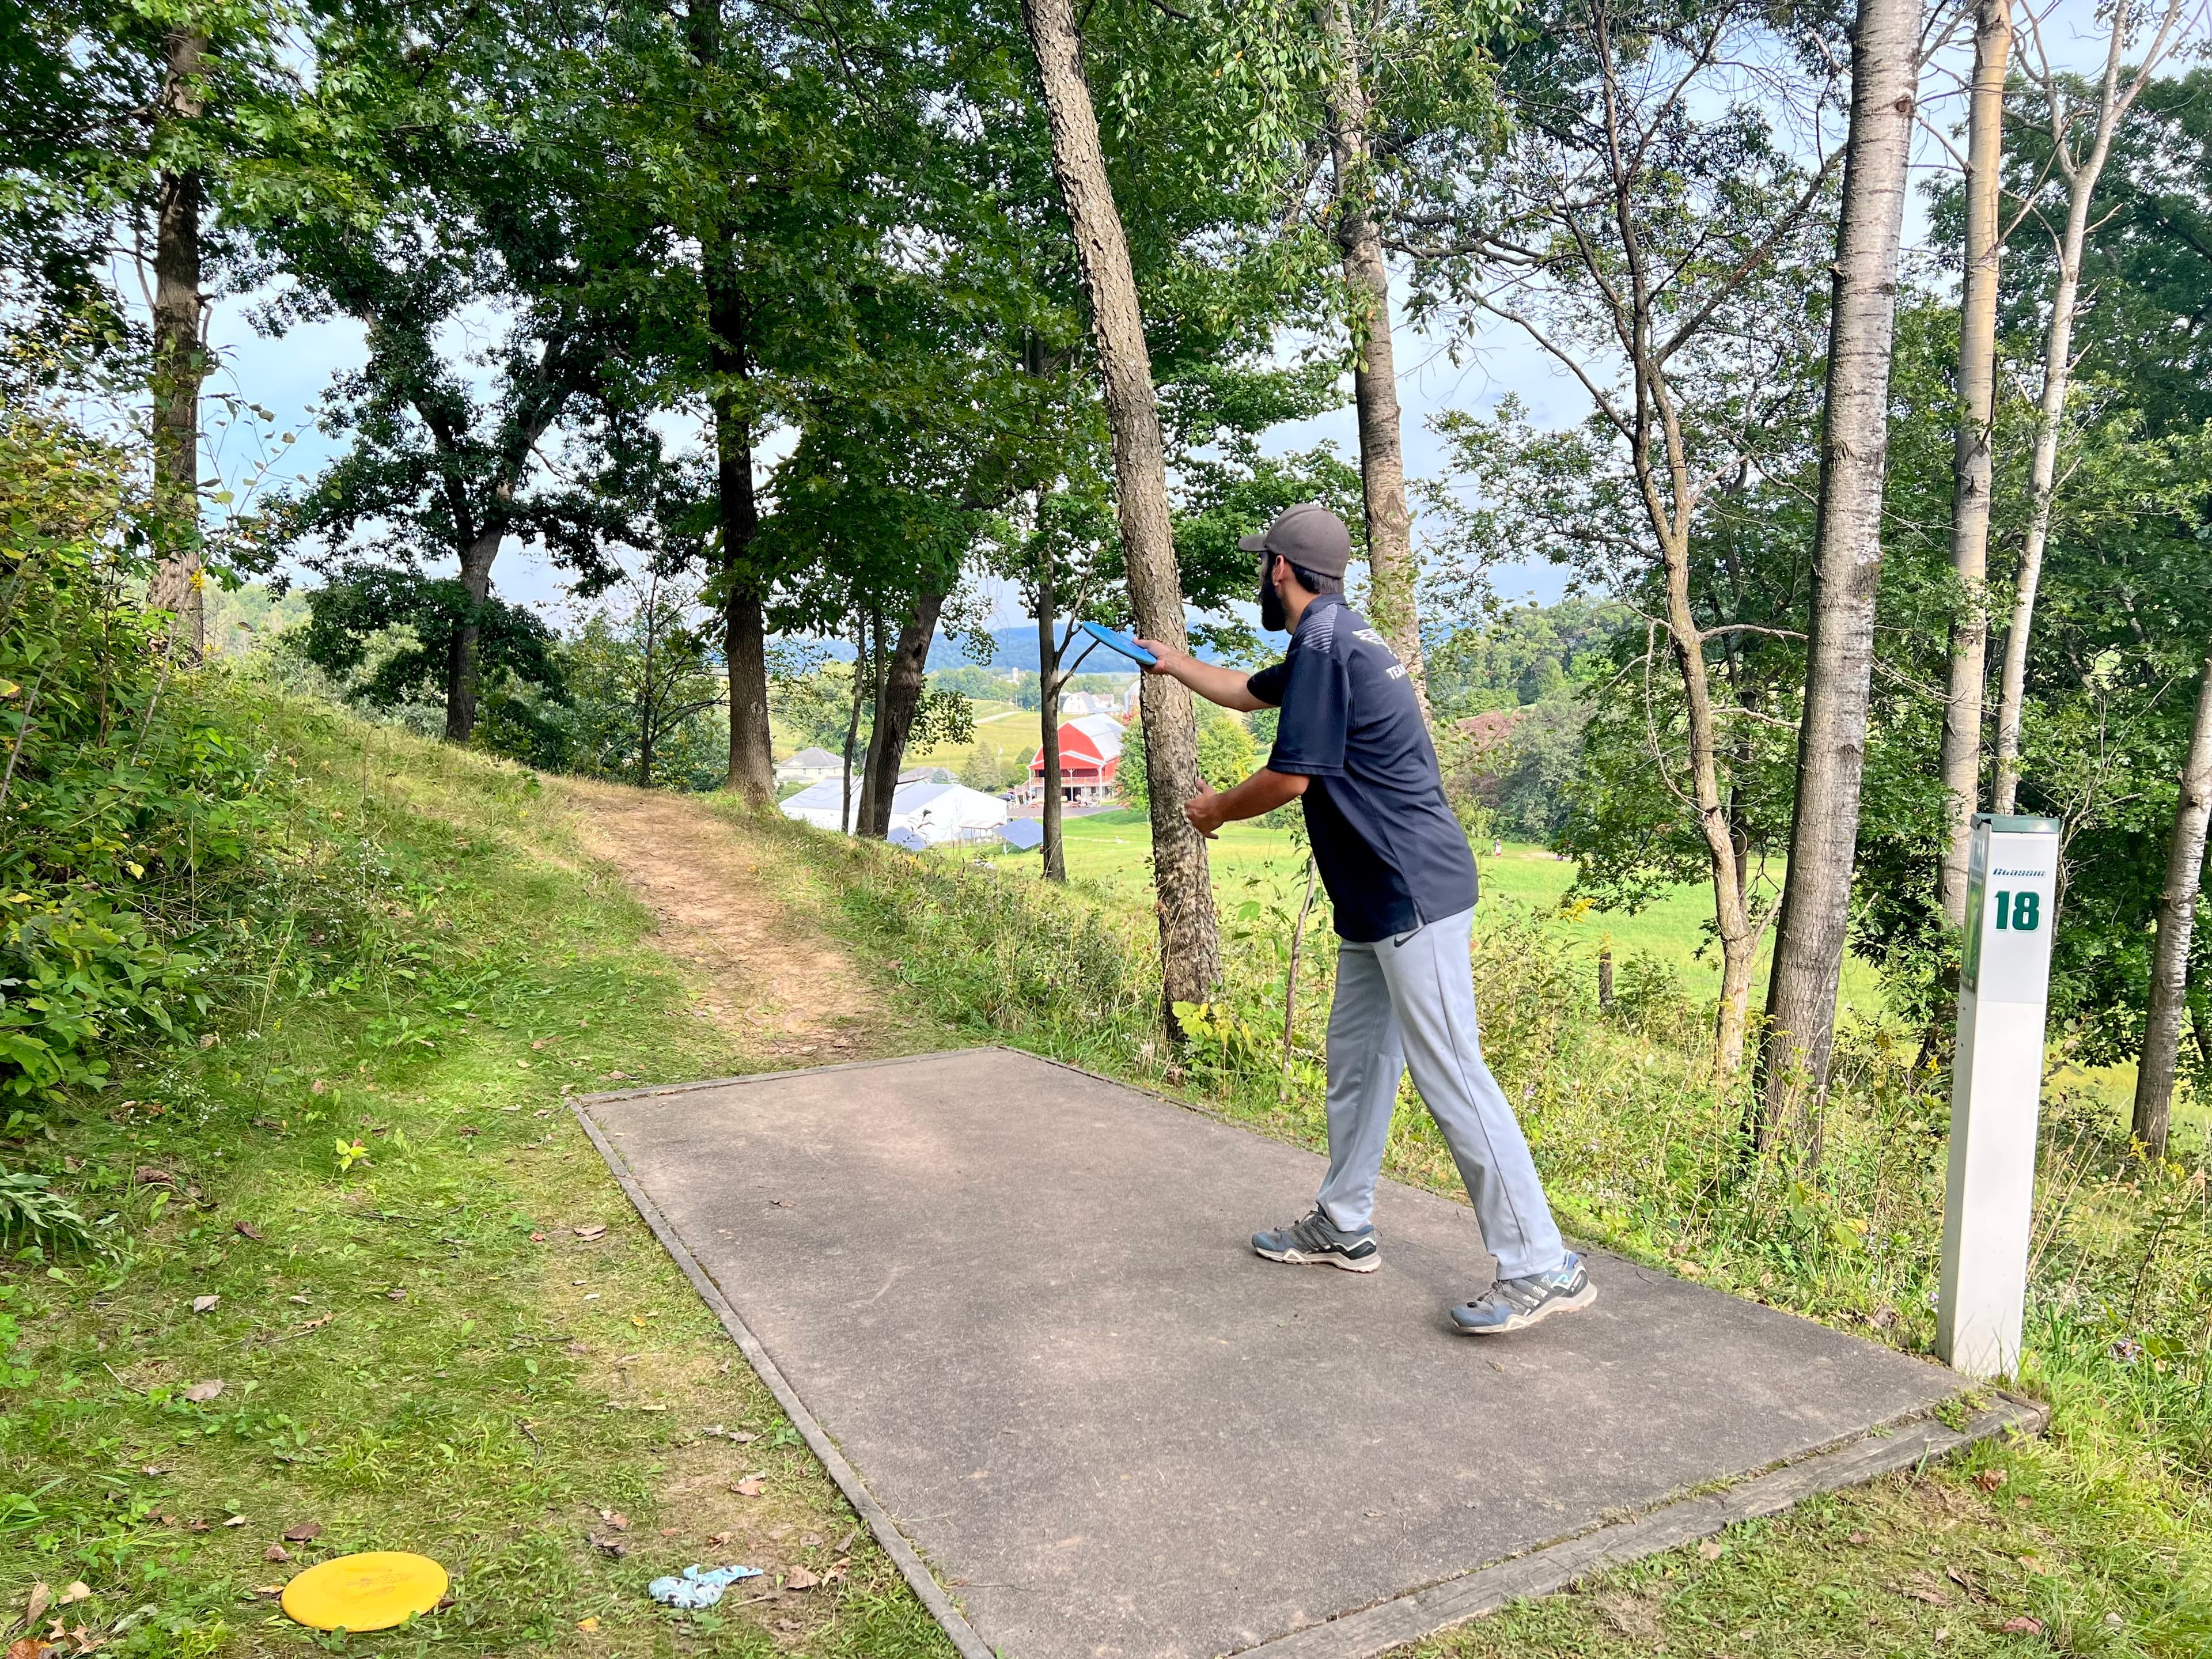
147;29;209;657
1021;0;1220;1029
861;590;948;837
710;279;775;807
858;610;891;832
1316;0;1424;706
1037;539;1067;882
1756;0;1920;1150
444;527;502;743
2135;654;2212;1159
1937;0;2012;926
840;612;866;834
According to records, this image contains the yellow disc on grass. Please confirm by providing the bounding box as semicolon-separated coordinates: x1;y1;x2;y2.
281;1551;448;1632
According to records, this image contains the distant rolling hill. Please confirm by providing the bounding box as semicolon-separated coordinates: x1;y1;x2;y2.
781;625;1227;674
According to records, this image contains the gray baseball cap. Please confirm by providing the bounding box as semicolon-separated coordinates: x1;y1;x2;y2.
1239;501;1352;578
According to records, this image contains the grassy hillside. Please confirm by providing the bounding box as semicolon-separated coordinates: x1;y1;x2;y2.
10;688;2210;1658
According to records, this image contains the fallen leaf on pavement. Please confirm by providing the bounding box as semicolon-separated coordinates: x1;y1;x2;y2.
283;1522;323;1542
191;1296;218;1314
181;1380;224;1403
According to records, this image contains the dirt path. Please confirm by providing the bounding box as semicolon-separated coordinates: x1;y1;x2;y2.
561;778;889;1063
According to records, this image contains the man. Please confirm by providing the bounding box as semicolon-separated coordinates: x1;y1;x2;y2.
1136;502;1593;1335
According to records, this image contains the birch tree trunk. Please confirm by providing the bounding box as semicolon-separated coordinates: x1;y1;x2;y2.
1756;0;1919;1150
1316;0;1425;706
1991;0;2177;812
147;29;210;657
1021;0;1221;1027
1936;0;2012;926
2135;654;2212;1158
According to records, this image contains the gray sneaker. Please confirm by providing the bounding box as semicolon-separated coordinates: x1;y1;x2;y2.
1450;1252;1595;1334
1252;1206;1380;1272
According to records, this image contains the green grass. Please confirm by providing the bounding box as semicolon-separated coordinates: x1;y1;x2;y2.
6;694;951;1656
1046;813;1888;1012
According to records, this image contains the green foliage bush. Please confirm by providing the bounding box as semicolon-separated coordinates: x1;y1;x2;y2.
1116;707;1258;809
0;403;283;1108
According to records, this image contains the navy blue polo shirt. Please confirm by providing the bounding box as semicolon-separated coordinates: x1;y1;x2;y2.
1247;595;1477;942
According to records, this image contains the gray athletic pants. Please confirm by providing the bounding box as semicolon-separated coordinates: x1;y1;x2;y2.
1313;906;1567;1280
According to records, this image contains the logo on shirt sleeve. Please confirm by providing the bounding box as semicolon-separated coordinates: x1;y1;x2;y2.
1353;626;1405;675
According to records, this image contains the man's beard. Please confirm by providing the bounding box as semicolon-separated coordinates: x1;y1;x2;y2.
1258;569;1288;633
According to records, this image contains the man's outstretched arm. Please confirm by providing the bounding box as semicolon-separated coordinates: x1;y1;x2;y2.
1135;639;1268;713
1184;768;1307;838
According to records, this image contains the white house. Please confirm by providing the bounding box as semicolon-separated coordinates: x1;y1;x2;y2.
774;746;844;786
779;778;1010;844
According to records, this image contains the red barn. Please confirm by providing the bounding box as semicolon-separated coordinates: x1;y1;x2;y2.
1025;715;1126;806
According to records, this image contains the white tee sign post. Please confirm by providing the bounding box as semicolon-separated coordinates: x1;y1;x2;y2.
1936;813;2062;1380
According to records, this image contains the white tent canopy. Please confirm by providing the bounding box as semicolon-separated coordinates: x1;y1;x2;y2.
780;778;1010;844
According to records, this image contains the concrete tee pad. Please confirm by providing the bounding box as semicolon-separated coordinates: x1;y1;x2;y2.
578;1048;2027;1659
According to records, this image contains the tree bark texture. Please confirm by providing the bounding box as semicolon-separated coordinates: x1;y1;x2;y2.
711;305;774;806
147;29;210;657
1037;546;1067;881
840;613;866;833
1316;0;1425;707
1756;0;1920;1149
858;611;891;830
1937;0;2012;927
443;525;502;743
860;590;948;838
1991;2;2157;813
1021;0;1221;1024
2134;654;2212;1158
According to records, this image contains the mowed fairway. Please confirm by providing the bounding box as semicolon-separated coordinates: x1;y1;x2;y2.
1044;811;1887;1012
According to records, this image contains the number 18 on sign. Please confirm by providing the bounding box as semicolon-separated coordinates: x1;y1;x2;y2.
1937;814;2061;1380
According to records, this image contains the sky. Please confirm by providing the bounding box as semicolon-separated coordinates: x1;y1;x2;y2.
191;0;2144;641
